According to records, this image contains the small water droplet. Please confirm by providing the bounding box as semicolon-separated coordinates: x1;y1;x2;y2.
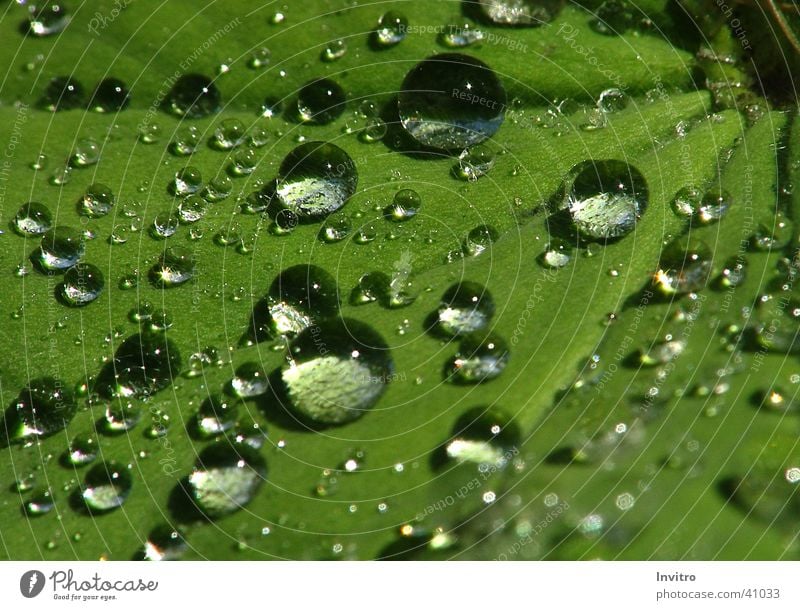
374;11;408;47
81;461;132;513
448;332;510;383
80;183;115;217
61;262;105;306
14;202;53;235
436;281;495;335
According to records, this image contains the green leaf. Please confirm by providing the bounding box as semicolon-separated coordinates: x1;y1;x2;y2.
0;0;796;560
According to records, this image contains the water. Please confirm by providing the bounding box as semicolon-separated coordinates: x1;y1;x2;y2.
561;160;648;240
67;436;98;466
165;74;221;118
247;47;272;69
177;196;208;223
90;77;131;112
194;395;239;438
398;53;506;150
319;214;352;242
297;78;346;124
171;126;201;156
3;378;77;443
231;148;258;175
322;39;348;62
102;401;142;434
449;332;510;383
81;462;133;512
151;246;196;287
439;22;485;48
80;183;115;217
444;406;520;468
385;189;421;221
281;318;394;425
455;145;496;181
540;239;572;268
37;226;85;270
266;264;340;336
144;526;188;561
477;0;564;26
187;443;267;518
70;138;101;167
97;332;182;399
24;489;55;516
374;11;408;47
671;185;702;218
213;118;246;150
173;166;203;195
41;76;84;111
231;362;269;398
204;174;233;201
28;2;70;36
275;142;358;220
463;224;500;257
597;88;629;113
437;281;495;335
152;212;179;238
14;202;52;235
61;262;105;306
653;239;712;295
697;187;732;224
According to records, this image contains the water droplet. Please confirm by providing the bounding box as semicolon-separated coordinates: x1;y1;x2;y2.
561;160;647;240
639;337;686;365
14;202;52;235
152;212;179;239
280;318;394;425
173;166;203;195
60;262;104;306
143;525;187;561
165;74;221;118
194;395;239;438
30;153;48;171
697;187;732;224
297;78;346;124
81;461;132;513
69;137;101;167
671;185;702;218
67;436;98;466
437;281;495;335
597;88;628;113
653;239;712;295
247;47;272;69
80;183;115;217
151;246;196;287
186;443;266;518
40;76;84;111
96;332;181;399
539;239;572;268
213;118;246;150
477;0;564;26
275;142;358;220
90;77;131;112
138;123;161;144
439;22;486;47
322;39;348;62
203;174;233;202
230;362;268;398
360;118;388;143
170;125;201;156
231;147;258;176
591;0;635;35
398;53;506;150
24;488;55;516
37;226;84;270
318;214;352;242
265;264;339;336
102;401;142;434
354;222;378;244
28;2;70;36
717;257;746;288
751;212;791;250
385;189;421;221
448;332;510;383
443;406;520;468
463;224;500;256
374;11;408;47
455;145;496;181
261;97;283;119
2;378;77;443
177;195;208;224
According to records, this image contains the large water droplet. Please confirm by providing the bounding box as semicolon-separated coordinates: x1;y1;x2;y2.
81;461;132;513
186;443;266;518
398;53;506;151
67;436;98;466
165;74;221;118
37;226;84;270
280;319;394;425
2;378;77;444
561;160;647;240
264;264;340;336
436;281;495;336
275;142;358;220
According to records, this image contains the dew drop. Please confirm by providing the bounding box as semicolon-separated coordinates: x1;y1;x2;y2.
653;240;712;295
170;126;201;156
443;406;520;468
96;332;181;399
477;0;564;26
455;145;496;181
90;77;131;112
173;166;203;195
297;78;346;124
81;461;132;513
28;2;70;36
14;202;52;235
213;118;246;150
67;436;98;466
24;488;55;516
40;76;84;111
101;401;142;434
265;264;340;336
231;362;269;398
37;226;84;270
463;224;500;257
448;332;510;383
187;443;266;518
385;189;421;221
318;214;352;242
177;195;208;224
322;39;348;62
275;141;358;220
144;525;188;561
61;262;104;306
697;187;732;224
437;281;495;335
539;239;572;268
2;378;77;443
80;183;115;217
193;395;239;438
439;22;486;47
165;74;221;118
374;11;408;47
